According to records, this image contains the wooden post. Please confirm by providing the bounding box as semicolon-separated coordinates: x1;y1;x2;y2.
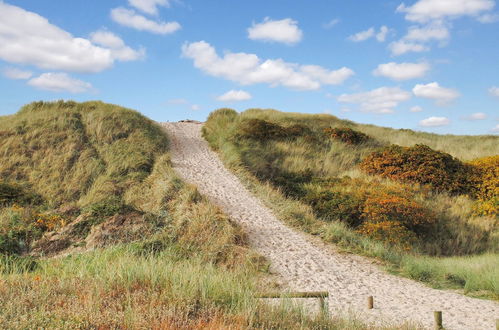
434;311;443;330
367;296;374;309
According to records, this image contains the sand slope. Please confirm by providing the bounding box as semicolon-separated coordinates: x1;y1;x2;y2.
162;122;498;329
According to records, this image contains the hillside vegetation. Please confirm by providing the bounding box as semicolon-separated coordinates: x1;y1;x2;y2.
0;101;377;328
203;108;499;299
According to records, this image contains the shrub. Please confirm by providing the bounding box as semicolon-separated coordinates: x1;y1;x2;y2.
357;220;417;250
362;193;436;235
469;156;498;217
360;144;475;195
235;119;310;142
304;189;364;227
324;127;371;145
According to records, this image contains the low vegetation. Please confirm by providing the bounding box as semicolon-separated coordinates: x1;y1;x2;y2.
0;101;382;328
203;108;499;299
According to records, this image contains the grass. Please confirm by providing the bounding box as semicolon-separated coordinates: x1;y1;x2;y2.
0;101;415;328
202;107;499;299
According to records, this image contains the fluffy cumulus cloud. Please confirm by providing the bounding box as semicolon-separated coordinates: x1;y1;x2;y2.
337;87;411;114
111;7;180;34
419;116;450;127
217;90;252;102
404;23;450;42
349;26;389;42
397;0;495;23
247;18;303;45
0;2;142;73
373;62;430;81
90;30;145;61
492;124;499;133
413;82;459;105
388;22;449;56
128;0;170;15
489;86;499;97
410;105;423;112
392;0;495;56
27;73;92;93
389;40;429;56
2;67;32;80
181;41;354;91
462;112;487;120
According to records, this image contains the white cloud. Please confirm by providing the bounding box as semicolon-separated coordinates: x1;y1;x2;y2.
247;18;303;45
397;0;495;23
191;104;200;111
0;2;141;73
410;105;424;112
492;124;499;133
413;82;459;105
489;86;499;97
90;30;145;61
27;73;92;93
323;18;340;29
181;41;354;91
405;23;450;42
348;27;375;42
419;116;450;127
338;87;411;114
111;7;180;34
477;13;499;22
389;40;429;56
349;26;390;42
128;0;170;16
373;62;430;81
2;67;32;80
217;90;252;102
463;112;487;120
376;26;389;42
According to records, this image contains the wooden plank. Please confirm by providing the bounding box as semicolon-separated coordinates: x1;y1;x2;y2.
256;291;329;299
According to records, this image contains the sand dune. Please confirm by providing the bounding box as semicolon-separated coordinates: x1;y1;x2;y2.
162;122;498;329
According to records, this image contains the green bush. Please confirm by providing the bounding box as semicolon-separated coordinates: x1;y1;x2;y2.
324;127;371;145
304;189;364;227
235;119;310;142
360;144;475;195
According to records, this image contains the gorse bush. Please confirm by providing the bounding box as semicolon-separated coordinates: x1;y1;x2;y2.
469;155;499;216
324;127;371;145
304;189;364;227
362;192;436;235
360;144;475;195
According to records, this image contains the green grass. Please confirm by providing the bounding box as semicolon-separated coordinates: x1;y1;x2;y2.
202;107;499;299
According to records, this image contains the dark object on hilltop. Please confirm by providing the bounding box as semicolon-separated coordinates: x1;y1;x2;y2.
179;119;203;124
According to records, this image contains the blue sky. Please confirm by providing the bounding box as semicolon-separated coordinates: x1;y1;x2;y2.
1;0;498;135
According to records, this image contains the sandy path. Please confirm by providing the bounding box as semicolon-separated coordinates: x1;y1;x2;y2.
162;122;498;329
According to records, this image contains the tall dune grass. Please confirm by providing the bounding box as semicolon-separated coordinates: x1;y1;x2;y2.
203;108;499;299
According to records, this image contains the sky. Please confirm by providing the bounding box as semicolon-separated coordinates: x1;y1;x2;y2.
1;0;498;135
